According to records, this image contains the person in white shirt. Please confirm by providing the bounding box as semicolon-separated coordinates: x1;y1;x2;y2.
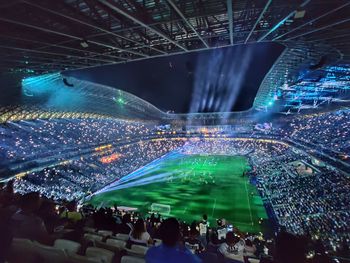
129;218;153;246
218;232;245;262
198;214;209;246
216;218;227;242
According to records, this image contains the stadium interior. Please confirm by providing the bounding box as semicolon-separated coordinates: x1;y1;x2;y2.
0;0;349;263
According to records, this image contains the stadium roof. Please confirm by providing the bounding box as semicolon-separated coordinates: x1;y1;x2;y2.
0;0;349;73
0;0;349;113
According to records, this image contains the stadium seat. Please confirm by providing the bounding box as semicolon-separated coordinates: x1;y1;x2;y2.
86;247;114;263
97;230;113;237
84;233;103;244
115;233;129;241
10;238;34;252
95;240;122;253
153;238;162;246
67;254;101;263
131;244;148;254
9;238;39;263
84;227;97;233
229;255;244;263
33;241;68;263
54;239;81;254
106;238;126;249
121;255;146;263
125;244;148;257
248;258;260;263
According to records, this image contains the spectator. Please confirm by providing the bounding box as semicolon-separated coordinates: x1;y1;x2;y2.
184;228;204;254
218;231;244;262
59;200;82;223
216;218;228;242
129;218;153;246
118;213;133;234
243;239;257;263
11;192;52;245
199;214;209;246
146;217;202;263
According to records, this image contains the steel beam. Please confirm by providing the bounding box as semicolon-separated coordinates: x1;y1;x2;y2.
0;58;83;69
97;0;188;51
0;16;147;57
285;17;350;41
245;0;272;44
0;35;124;61
22;0;166;55
273;2;350;41
166;0;209;48
258;0;311;42
226;0;233;45
0;44;119;64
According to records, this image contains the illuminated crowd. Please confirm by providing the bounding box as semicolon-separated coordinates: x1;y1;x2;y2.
255;157;350;251
13;139;185;200
274;109;350;162
0;118;154;165
0;108;349;254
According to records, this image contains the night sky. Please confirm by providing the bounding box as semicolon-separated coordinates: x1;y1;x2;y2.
65;43;284;113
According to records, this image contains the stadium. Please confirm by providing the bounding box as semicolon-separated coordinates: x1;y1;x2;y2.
0;0;349;263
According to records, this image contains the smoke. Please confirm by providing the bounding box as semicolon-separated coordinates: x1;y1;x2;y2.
190;46;253;114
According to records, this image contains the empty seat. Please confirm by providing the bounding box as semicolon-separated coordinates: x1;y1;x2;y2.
84;233;103;244
33;241;68;263
84;227;97;233
96;240;122;253
9;238;39;263
115;233;129;241
106;238;126;249
86;247;114;263
153;239;162;246
67;253;101;263
11;238;34;252
248;258;260;263
130;244;148;255
121;256;146;263
97;230;113;237
125;244;148;257
54;239;81;254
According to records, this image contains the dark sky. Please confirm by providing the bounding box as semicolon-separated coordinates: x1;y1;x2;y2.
65;43;284;113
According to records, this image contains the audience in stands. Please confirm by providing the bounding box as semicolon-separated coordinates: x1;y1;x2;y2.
119;213;133;234
146;218;201;263
199;214;209;246
184;228;205;254
11;192;52;245
243;239;257;263
129;218;153;246
218;231;245;262
0;179;348;263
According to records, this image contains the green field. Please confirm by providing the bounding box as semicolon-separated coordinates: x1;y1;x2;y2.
89;153;267;233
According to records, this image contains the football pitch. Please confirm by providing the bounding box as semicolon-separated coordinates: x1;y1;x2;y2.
89;152;268;233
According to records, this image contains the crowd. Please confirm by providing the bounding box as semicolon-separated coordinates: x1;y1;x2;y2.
10;138;290;201
272;109;350;163
1;181;347;263
254;152;350;252
13;139;185;201
0;107;349;261
0;118;155;166
4;135;350;254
